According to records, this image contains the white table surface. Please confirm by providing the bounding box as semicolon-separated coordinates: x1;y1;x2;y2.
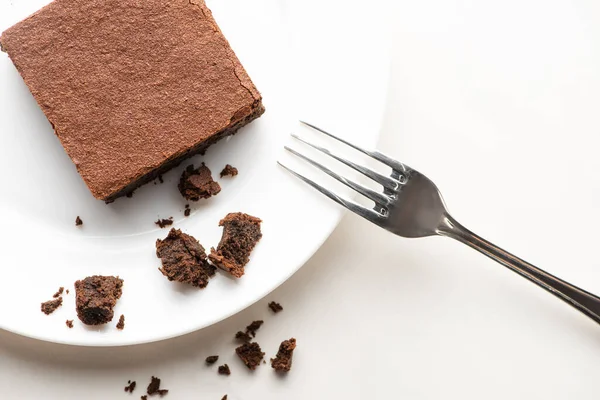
3;1;600;398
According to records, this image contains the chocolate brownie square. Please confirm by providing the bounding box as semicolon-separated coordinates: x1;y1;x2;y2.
0;0;264;202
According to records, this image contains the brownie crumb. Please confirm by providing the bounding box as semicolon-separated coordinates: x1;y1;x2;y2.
66;289;70;295
205;355;219;365
235;331;252;343
75;216;83;226
156;228;216;288
178;163;221;201
74;276;123;325
147;376;168;395
41;297;63;315
184;206;191;217
236;342;265;370
155;218;173;228
141;396;147;400
271;338;296;372
268;301;283;313
222;396;228;400
126;191;134;198
220;164;238;178
66;319;74;328
116;314;125;330
124;380;136;393
209;213;262;278
158;175;164;184
218;364;231;375
246;320;263;337
53;287;64;298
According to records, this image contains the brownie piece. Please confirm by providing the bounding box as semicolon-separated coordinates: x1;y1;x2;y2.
66;319;74;328
235;331;252;343
74;275;123;325
147;376;168;396
220;164;238;178
235;342;265;370
75;216;83;226
209;213;262;278
246;320;263;337
205;355;219;365
124;380;136;393
178;164;221;201
41;298;62;315
53;287;64;298
0;0;264;202
218;364;231;376
155;218;174;228
116;314;125;330
268;301;283;313
271;338;296;372
156;228;216;288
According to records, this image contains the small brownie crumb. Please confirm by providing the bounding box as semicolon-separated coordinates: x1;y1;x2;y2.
271;338;297;372
75;216;83;226
235;331;252;343
141;396;147;400
126;191;134;198
74;276;123;325
209;213;262;278
178;163;221;201
53;287;64;298
147;376;168;396
41;298;62;315
220;164;238;178
66;289;69;295
66;319;74;328
268;301;283;313
218;364;231;375
222;396;228;400
236;342;265;370
246;320;263;337
155;218;173;228
205;355;219;365
124;380;136;393
184;204;191;217
156;228;216;288
116;314;125;330
158;175;164;184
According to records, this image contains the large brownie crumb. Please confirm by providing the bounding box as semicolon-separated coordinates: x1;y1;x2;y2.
75;216;83;226
41;298;62;315
178;164;221;201
156;228;216;288
116;314;125;330
218;364;231;375
209;213;262;278
124;380;136;393
66;319;74;328
155;218;174;228
246;320;263;337
205;355;219;365
53;287;64;298
268;301;283;313
271;338;296;372
147;376;168;396
236;342;265;370
220;164;238;178
74;276;123;325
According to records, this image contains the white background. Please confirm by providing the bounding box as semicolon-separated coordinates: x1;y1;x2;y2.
3;0;600;398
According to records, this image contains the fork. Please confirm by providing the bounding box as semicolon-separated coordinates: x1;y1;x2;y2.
279;121;600;325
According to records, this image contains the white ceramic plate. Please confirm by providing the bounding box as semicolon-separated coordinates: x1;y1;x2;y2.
0;0;390;345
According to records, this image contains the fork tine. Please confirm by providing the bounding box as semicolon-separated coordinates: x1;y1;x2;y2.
299;121;406;172
284;146;391;206
291;134;401;190
277;162;385;223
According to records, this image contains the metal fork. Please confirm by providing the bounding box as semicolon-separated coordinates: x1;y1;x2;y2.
279;121;600;325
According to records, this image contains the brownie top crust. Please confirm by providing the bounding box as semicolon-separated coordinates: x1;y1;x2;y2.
0;0;262;200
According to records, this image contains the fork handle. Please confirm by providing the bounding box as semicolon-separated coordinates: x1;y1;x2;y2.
438;213;600;325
